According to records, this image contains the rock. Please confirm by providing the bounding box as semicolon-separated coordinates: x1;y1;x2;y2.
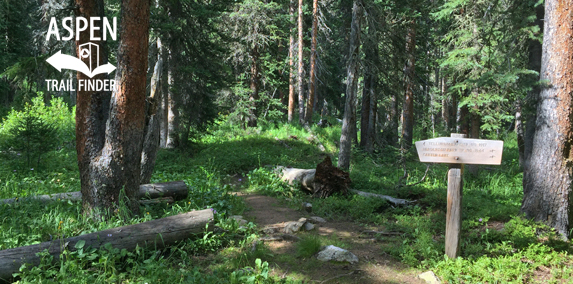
261;225;281;234
304;222;315;231
308;216;326;224
316;245;358;264
229;215;248;226
284;221;304;234
418;271;440;284
303;202;313;213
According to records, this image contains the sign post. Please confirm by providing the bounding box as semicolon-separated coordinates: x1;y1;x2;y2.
414;133;503;258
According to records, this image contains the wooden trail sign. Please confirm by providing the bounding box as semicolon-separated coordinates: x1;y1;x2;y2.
415;137;503;165
415;134;504;259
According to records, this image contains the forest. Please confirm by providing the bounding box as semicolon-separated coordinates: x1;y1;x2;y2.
0;0;572;282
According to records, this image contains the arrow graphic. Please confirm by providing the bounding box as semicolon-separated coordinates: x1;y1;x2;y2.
46;50;116;78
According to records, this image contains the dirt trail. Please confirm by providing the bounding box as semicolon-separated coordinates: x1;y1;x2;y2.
241;193;426;284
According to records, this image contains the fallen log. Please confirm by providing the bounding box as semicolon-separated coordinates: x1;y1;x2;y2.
350;189;415;206
279;167;316;191
279;165;413;206
0;181;188;204
0;208;213;282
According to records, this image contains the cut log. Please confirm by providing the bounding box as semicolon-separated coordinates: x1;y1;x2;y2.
0;181;188;204
0;208;213;282
278;165;413;206
279;167;316;192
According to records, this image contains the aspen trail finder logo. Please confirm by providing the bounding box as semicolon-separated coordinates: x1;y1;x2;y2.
44;17;117;92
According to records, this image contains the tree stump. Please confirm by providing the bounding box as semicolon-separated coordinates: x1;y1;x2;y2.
312;156;351;197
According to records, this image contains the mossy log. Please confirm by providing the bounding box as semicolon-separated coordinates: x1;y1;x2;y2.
0;208;213;282
0;181;188;204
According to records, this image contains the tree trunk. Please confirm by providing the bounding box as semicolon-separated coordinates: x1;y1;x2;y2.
306;0;318;122
0;209;213;282
75;0;150;216
367;76;376;152
441;76;450;131
467;99;481;175
401;21;416;149
248;45;260;127
337;0;362;171
287;0;295;123
470;108;480;139
360;72;371;149
523;3;544;177
515;100;525;167
159;44;169;148
165;52;180;148
140;38;163;184
457;96;470;135
297;0;305;124
360;20;377;152
522;0;573;239
385;89;399;147
360;72;375;152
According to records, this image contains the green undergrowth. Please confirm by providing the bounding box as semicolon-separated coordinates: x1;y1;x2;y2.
1;116;572;283
232;125;573;283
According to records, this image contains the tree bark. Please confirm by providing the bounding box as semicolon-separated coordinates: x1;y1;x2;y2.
306;0;318;122
74;0;110;215
165;51;180;148
338;0;362;170
75;0;150;216
441;76;450;131
140;38;164;184
515;100;525;167
385;89;399;147
360;72;371;149
247;45;260;127
287;0;295;123
522;0;573;239
523;3;544;176
159;44;169;148
0;209;213;282
360;72;375;152
297;0;305;124
401;21;416;149
457;101;470;135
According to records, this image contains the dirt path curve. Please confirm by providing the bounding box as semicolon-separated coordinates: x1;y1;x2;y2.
241;193;426;284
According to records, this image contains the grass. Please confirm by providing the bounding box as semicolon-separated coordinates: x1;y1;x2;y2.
1;115;572;283
296;235;322;258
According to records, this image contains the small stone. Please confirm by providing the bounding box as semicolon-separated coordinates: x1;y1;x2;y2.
298;217;308;223
308;216;326;223
316;245;358;264
418;271;441;284
284;221;304;234
303;202;313;213
229;215;243;221
261;226;281;234
304;222;315;231
229;215;248;226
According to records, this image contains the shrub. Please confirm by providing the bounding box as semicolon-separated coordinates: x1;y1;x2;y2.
0;94;74;169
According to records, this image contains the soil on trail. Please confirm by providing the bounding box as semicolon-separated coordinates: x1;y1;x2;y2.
241;193;426;284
